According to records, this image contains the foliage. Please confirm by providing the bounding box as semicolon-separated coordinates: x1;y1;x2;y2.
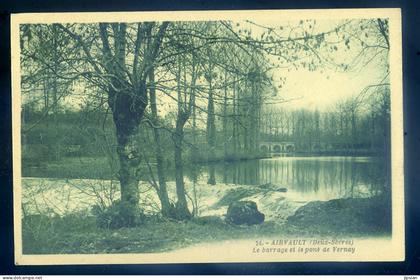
92;200;145;229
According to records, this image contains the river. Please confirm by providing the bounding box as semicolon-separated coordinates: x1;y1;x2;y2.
185;156;389;201
21;155;390;218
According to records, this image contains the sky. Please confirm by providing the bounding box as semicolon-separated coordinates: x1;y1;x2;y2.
271;63;383;111
239;18;387;112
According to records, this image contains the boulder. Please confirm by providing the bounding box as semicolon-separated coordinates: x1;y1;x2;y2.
276;187;288;192
226;200;265;225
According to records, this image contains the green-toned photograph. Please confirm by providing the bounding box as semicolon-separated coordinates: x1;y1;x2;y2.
12;9;404;264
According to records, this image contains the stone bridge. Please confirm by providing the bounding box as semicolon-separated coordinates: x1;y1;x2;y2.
259;141;295;154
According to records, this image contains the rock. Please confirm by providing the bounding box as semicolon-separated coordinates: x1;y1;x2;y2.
226;200;265;225
258;182;287;192
258;182;274;189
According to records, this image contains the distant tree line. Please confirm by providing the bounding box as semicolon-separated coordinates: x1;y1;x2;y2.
260;86;390;155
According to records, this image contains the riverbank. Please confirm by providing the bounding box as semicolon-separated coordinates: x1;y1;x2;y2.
22;154;271;180
286;195;391;235
21;177;390;254
22;195;390;254
22;213;283;254
291;150;384;157
21;177;293;254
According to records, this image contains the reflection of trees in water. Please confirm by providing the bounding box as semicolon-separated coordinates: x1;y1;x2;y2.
207;164;216;185
314;160;320;193
366;158;390;197
212;158;387;199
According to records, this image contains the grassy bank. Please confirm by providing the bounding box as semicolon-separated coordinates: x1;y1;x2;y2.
22;213;283;254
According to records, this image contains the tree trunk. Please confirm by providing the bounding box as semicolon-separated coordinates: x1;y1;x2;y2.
149;69;172;217
108;84;147;222
191;85;199;163
206;73;216;185
351;111;357;150
117;132;141;207
208;164;216;186
172;57;193;220
255;94;261;152
52;24;60;161
232;79;238;155
250;80;256;153
223;71;228;160
174;116;192;219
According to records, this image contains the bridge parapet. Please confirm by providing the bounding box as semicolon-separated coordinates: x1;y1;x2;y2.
259;141;295;153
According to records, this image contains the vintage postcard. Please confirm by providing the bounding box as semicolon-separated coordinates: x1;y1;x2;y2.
11;8;404;265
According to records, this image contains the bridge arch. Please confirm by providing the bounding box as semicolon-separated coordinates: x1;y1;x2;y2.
272;145;281;153
260;144;269;153
286;144;294;152
259;141;295;154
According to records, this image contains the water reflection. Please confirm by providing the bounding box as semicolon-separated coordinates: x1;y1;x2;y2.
190;157;389;201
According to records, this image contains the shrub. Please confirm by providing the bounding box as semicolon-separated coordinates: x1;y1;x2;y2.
22;211;96;254
92;200;145;229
